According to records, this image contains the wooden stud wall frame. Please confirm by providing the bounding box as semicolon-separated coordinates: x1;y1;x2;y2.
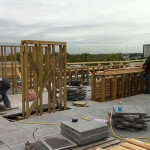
21;40;67;118
91;67;146;102
0;45;21;94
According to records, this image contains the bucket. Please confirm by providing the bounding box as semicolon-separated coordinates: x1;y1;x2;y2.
28;89;35;101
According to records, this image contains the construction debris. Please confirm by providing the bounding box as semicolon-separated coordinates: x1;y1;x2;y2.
72;101;88;107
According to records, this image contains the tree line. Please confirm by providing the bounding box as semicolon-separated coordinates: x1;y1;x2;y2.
1;52;143;64
67;53;144;62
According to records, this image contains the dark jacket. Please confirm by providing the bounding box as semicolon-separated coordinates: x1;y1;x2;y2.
0;77;10;90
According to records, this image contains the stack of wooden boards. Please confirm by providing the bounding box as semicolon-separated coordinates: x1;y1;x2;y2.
95;138;150;150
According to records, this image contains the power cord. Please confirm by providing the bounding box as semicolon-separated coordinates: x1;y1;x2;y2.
109;110;150;144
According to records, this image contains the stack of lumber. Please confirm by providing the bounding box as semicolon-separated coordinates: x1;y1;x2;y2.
95;138;150;150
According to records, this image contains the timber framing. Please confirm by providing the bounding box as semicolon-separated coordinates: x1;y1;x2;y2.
0;45;21;94
92;67;146;102
21;40;67;118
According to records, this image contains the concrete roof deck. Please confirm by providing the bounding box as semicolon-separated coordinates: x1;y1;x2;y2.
1;86;150;150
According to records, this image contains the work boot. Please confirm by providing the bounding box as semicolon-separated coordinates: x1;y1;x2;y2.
0;104;6;110
4;105;11;108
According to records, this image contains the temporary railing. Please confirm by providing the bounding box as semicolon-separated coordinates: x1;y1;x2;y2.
0;44;145;94
0;45;21;94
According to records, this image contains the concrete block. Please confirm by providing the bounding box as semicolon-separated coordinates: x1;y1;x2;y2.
61;119;108;137
61;125;108;140
113;105;147;115
62;130;109;145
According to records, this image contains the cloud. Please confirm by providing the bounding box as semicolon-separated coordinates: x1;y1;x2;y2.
0;0;150;53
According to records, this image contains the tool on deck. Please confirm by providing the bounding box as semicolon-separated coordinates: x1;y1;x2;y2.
72;101;88;107
33;128;38;139
82;117;89;121
72;118;78;122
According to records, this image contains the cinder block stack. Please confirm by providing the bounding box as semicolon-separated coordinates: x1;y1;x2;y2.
61;118;109;145
110;105;150;131
67;85;86;101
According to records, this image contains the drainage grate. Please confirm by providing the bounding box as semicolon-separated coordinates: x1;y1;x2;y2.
45;137;73;149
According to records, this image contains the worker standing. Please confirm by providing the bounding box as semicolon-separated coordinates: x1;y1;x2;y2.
143;56;150;94
0;76;11;108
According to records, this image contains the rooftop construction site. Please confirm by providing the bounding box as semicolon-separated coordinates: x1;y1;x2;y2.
1;40;150;150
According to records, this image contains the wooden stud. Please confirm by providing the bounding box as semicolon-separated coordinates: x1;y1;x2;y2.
25;42;29;118
33;45;38;116
39;44;43;115
63;45;67;110
47;45;51;113
21;42;25;118
14;46;17;94
87;68;89;85
101;75;105;102
52;45;56;112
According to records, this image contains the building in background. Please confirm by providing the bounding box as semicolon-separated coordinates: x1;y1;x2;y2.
143;44;150;57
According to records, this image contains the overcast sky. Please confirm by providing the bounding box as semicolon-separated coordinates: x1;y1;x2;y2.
0;0;150;54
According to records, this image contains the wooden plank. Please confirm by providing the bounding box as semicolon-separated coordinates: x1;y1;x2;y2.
92;74;96;101
21;43;25;118
11;46;14;94
125;138;150;150
134;73;138;94
74;137;121;150
21;40;66;45
47;45;51;113
112;76;117;100
101;75;105;102
25;42;29;118
33;45;38;116
95;147;104;150
39;44;43;115
63;45;67;110
110;145;129;150
14;46;17;94
81;68;84;85
121;142;147;150
87;68;89;85
52;45;56;112
75;68;78;81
